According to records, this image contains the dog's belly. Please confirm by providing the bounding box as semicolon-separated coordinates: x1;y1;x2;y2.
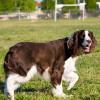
41;67;51;81
9;65;51;84
8;65;37;83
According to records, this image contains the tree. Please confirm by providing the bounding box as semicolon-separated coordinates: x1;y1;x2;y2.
1;0;15;12
0;0;35;12
57;0;64;4
42;0;77;10
86;0;96;10
0;1;2;11
62;0;77;12
42;0;55;10
0;0;98;12
0;0;14;11
15;0;35;12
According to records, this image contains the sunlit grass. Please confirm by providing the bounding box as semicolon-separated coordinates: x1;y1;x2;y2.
0;18;100;100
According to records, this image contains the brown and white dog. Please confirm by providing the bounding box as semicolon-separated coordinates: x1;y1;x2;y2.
4;30;96;100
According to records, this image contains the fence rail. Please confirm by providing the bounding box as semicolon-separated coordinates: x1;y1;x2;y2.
0;9;100;21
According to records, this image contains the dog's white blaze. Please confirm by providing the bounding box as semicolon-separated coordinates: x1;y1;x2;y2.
82;30;91;47
85;30;91;40
42;67;50;81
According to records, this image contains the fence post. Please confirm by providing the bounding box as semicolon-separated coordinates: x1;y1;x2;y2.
54;0;57;22
18;7;21;21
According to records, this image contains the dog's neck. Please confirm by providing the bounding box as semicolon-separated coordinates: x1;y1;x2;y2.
64;37;80;60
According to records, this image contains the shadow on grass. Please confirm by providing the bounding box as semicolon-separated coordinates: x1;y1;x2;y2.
81;95;97;100
0;81;4;93
17;86;50;94
0;80;50;94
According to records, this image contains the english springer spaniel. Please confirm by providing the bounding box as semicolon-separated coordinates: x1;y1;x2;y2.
4;30;96;100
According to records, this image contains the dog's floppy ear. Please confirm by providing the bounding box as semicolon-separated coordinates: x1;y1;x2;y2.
67;30;84;48
90;31;97;50
73;30;85;47
72;31;79;54
67;36;74;48
67;30;80;49
67;30;84;55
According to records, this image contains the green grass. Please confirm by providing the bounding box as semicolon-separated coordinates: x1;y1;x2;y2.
0;18;100;100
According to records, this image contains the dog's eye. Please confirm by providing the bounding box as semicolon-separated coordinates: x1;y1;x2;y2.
88;33;91;37
81;34;85;39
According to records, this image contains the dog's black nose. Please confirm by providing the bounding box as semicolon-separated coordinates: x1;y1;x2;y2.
86;40;91;44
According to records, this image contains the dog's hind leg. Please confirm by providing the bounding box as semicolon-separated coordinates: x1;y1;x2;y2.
4;75;16;100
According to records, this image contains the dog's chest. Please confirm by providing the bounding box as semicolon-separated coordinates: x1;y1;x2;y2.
63;57;78;78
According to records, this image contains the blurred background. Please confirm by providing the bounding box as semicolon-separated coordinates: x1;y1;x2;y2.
0;0;100;21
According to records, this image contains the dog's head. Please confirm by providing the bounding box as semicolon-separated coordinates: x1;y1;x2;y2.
67;30;96;55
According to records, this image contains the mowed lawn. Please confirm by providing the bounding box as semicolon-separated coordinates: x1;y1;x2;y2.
0;18;100;100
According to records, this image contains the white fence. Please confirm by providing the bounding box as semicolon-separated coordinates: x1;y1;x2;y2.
0;9;100;21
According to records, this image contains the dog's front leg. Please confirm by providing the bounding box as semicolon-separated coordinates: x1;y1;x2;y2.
51;69;66;98
63;71;79;90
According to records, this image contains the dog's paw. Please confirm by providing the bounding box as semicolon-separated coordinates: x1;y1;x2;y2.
67;87;71;90
54;93;67;99
61;93;67;98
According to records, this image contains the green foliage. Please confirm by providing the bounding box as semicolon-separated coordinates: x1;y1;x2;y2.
0;0;35;12
3;0;15;11
63;0;76;4
42;0;55;10
42;0;97;12
47;0;55;10
0;0;98;12
0;0;15;12
42;0;77;11
86;0;96;10
62;0;77;12
97;0;100;2
57;0;64;4
16;0;35;12
0;0;3;11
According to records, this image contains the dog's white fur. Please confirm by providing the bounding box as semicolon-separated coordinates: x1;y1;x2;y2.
42;67;50;81
82;31;92;46
63;57;79;90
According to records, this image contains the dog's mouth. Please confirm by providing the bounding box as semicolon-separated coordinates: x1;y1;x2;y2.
83;47;90;53
82;45;91;53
